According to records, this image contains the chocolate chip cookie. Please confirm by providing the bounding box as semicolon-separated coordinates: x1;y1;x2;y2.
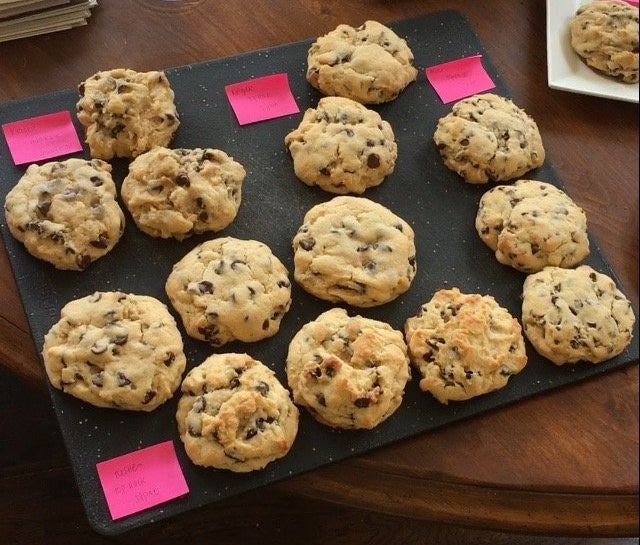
306;20;418;104
404;288;528;404
76;68;180;159
570;0;639;83
433;93;545;183
522;265;636;365
475;179;590;273
292;196;417;307
176;352;299;472
3;158;125;271
42;291;187;411
286;308;410;429
284;96;397;194
165;237;292;346
121;146;245;240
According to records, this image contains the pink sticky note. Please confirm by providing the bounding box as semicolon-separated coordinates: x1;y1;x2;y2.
623;0;638;6
96;440;189;520
225;73;300;125
426;55;496;104
1;110;82;165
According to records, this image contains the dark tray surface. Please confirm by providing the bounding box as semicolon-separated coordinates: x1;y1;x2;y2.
1;9;637;535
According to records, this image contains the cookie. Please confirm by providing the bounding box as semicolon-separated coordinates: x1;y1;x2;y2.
521;265;636;365
404;288;527;404
3;158;125;271
433;93;545;184
292;196;416;307
76;68;180;159
165;237;292;346
286;308;410;429
176;353;299;472
306;20;418;104
284;96;397;194
42;291;187;411
121;147;245;240
570;0;639;84
475;179;590;273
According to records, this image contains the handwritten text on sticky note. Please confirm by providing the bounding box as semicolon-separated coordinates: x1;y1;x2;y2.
96;440;189;520
225;73;300;125
1;110;82;165
426;55;496;104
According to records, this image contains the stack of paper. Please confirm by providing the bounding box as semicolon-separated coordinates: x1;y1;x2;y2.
0;0;97;43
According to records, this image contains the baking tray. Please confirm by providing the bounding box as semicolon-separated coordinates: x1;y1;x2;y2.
0;10;638;535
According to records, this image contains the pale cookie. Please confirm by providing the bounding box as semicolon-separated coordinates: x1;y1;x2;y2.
76;68;180;159
433;93;545;184
570;0;639;84
475;179;590;273
306;20;418;104
286;308;410;429
284;96;397;194
176;353;299;472
165;237;292;346
292;196;416;307
121;147;245;240
3;158;125;271
404;288;527;404
522;265;636;365
42;291;187;411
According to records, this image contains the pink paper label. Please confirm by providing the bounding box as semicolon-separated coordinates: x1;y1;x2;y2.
96;440;189;520
1;110;82;165
425;55;496;104
225;72;300;125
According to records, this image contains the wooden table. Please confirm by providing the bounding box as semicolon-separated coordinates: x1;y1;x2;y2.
0;1;638;543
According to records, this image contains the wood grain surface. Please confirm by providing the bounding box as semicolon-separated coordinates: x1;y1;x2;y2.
0;1;638;543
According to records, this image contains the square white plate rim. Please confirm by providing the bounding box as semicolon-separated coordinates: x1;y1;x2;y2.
546;0;639;103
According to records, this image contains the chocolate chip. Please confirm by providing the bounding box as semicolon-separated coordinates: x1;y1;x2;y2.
366;154;380;168
91;372;104;387
255;381;269;396
354;397;370;408
76;254;92;270
187;425;201;438
299;237;315;251
90;233;109;249
142;390;157;405
112;333;128;345
36;199;51;218
164;352;176;366
116;372;131;387
175;173;190;187
197;281;214;294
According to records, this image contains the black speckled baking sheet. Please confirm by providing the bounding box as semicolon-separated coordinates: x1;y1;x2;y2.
1;10;638;536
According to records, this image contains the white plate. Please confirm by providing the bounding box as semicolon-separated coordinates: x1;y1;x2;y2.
546;0;639;103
